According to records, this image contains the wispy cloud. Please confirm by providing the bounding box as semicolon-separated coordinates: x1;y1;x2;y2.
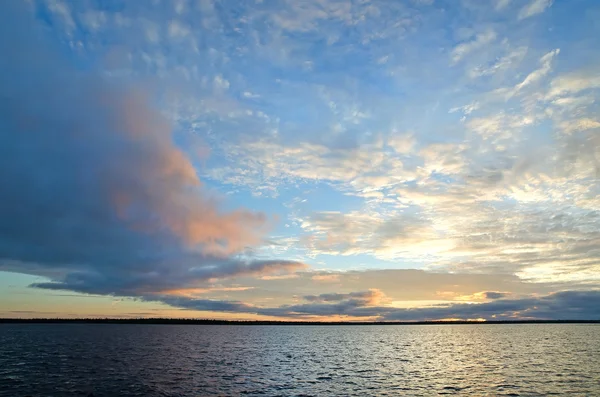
518;0;553;20
451;30;497;64
469;46;528;78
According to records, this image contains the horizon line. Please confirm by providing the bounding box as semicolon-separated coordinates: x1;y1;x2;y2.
1;318;599;326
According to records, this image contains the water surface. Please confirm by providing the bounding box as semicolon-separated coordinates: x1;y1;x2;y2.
1;324;599;396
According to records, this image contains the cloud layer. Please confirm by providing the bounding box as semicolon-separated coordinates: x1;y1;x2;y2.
151;288;600;322
1;0;600;321
0;3;305;297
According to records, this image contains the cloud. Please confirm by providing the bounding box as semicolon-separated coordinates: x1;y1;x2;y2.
46;0;76;36
0;3;306;296
311;273;341;283
546;72;600;100
29;260;308;296
488;48;560;101
466;113;534;139
469;46;528;79
518;0;553;20
155;296;257;314
514;49;560;91
383;290;600;321
80;10;108;32
299;210;453;260
168;20;190;38
153;289;600;321
495;0;511;11
200;268;563;307
559;118;600;135
387;133;416;154
304;289;387;305
483;291;508;299
207;138;413;198
451;30;496;64
449;102;479;116
2;0;600;322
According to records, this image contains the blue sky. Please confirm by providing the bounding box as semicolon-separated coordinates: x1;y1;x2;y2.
1;0;600;321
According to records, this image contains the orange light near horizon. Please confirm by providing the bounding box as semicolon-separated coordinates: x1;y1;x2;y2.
436;317;487;322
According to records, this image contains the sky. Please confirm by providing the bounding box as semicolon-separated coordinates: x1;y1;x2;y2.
1;0;600;321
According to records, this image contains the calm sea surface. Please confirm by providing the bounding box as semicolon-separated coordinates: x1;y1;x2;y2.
0;324;599;396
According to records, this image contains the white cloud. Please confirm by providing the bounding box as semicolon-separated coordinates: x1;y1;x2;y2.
514;49;560;91
487;48;560;102
243;91;261;99
214;75;230;91
207;138;414;197
551;95;595;111
387;133;416;154
518;0;553;20
174;0;187;15
467;113;534;139
546;72;600;99
469;46;527;78
449;102;479;119
451;30;497;64
46;0;76;35
418;143;468;175
495;0;511;11
80;11;107;32
299;210;454;260
377;55;389;64
168;20;190;38
559;118;600;134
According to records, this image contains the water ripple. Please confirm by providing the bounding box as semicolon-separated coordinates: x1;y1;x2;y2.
0;324;599;396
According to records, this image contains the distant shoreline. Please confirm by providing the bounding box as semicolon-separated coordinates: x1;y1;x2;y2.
1;319;598;325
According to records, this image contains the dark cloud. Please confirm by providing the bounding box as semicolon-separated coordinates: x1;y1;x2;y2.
28;259;305;296
483;291;508;299
303;290;382;303
383;290;600;321
8;311;59;315
155;290;600;321
0;3;305;297
155;297;256;314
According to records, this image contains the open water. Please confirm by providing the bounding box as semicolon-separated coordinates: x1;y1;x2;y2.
1;324;599;396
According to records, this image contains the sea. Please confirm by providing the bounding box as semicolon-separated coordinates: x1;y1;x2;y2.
1;324;599;396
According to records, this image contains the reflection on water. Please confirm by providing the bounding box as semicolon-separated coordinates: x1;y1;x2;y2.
1;324;599;396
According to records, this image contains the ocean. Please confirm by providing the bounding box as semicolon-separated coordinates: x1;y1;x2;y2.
1;324;599;396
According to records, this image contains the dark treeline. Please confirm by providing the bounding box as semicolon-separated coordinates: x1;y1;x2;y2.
1;318;598;325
